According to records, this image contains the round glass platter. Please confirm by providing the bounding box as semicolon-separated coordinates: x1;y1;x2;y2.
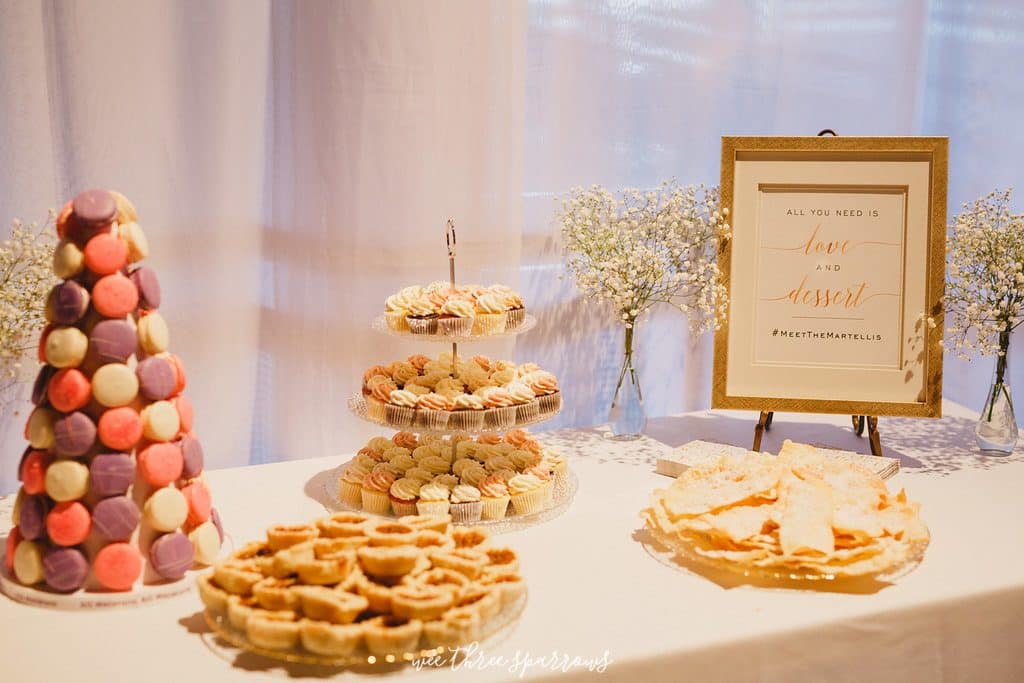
202;592;527;668
371;314;536;343
639;525;930;587
319;466;578;534
347;393;562;435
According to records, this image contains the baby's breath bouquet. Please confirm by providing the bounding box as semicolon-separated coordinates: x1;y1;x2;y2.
558;181;729;437
945;189;1024;453
1;214;57;401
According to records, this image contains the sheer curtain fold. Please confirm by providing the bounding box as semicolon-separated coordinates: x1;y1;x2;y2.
2;0;1023;491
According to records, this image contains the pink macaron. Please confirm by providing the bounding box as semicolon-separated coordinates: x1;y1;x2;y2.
47;368;92;413
92;542;142;591
92;273;139;318
97;406;143;451
5;527;22;571
83;232;128;276
181;480;212;526
138;443;184;487
19;450;53;495
46;501;92;546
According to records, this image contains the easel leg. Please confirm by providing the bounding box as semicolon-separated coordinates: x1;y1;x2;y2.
867;416;882;456
752;411;772;451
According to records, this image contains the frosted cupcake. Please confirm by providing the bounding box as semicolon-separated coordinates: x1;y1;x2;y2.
432;473;459;491
479;474;511;520
449;393;486;431
384;294;409;332
416;482;451;517
405;295;439;334
505;381;539;424
524;371;561;415
416;392;453;430
540;450;569;485
404;466;434;484
386;389;417;427
491;285;525;329
388;477;422;517
419;455;452;477
437;297;475;337
478;387;517;429
387;452;417;475
339;462;370;507
472;292;507;336
449;484;483;523
391;431;419;450
508;473;546;515
525;465;554;505
361;466;396;515
460;462;488;488
367;379;397;422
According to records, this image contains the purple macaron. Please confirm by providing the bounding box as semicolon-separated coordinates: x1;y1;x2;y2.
53;411;96;457
136;357;175;401
179;436;204;479
48;280;90;325
149;532;194;580
72;189;116;226
89;453;135;497
92;496;141;542
18;495;48;541
129;267;161;310
43;547;89;592
88;320;137;365
32;365;56;405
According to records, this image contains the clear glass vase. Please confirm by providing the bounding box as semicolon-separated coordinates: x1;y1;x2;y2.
976;350;1018;455
608;327;647;440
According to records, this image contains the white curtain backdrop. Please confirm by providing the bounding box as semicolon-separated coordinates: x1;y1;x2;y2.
2;0;1022;492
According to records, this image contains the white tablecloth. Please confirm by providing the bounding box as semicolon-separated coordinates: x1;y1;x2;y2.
3;400;1024;682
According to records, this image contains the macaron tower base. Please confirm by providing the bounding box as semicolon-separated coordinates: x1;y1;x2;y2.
1;190;225;609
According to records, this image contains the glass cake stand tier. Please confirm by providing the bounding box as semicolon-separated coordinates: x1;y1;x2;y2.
320;466;577;534
347;394;562;435
371;314;536;343
639;525;929;586
203;592;527;668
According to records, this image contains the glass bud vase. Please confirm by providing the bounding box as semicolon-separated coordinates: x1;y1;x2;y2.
976;351;1018;455
608;327;646;440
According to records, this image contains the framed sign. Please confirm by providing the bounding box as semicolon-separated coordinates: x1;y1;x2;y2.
713;136;947;417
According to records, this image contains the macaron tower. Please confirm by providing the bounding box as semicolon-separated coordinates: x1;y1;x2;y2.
4;189;223;596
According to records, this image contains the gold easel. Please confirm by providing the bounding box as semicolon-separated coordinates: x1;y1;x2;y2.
749;127;883;458
751;411;882;456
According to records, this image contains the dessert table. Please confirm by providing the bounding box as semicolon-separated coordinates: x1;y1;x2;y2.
3;399;1023;682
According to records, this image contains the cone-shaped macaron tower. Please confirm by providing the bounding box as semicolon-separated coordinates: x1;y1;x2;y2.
4;189;222;595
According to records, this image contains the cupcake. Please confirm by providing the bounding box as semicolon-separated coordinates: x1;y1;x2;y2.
361;466;396;515
387;452;417;475
492;285;525;329
384;294;409;332
392;431;419;450
367;380;397;422
449;393;486;431
508;473;547;515
437;297;475;337
460;463;489;488
484;453;514;473
525;465;555;505
479;474;511;520
524;371;561;414
404;466;434;484
432;473;459;491
540;450;569;485
405;296;439;334
471;292;507;336
416;482;451;517
504;381;539;424
338;462;370;507
449;484;483;523
386;389;417;427
478;387;517;429
388;477;422;517
416;392;453;431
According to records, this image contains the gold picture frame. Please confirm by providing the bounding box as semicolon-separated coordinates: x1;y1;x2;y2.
713;136;947;418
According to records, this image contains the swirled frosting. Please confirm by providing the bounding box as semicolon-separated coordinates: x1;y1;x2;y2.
404;466;434;483
477;432;503;445
363;365;392;384
470;355;491;372
508;473;544;495
371;381;398;402
474;292;506;314
407;354;432;371
504;429;530;448
461;463;488;487
388;453;416;473
417;392;454;411
484;454;514;472
419;455;451;475
432;473;459;490
479;474;510;498
406;296;438;317
490;368;516;385
434;378;466;399
418;482;450;503
367;436;393;452
478;387;515;408
511;449;541;470
440;297;475;318
525;465;551;481
452;458;475;477
392;432;419;450
404;383;431;396
341;462;370;484
388;389;418;407
450;484;481;504
523;370;559;395
390;361;419;385
412;444;440;461
383;446;411;461
455;440;480;460
362;467;395;492
385;294;408;313
353;453;378;470
504;381;536;405
389;477;422;501
453;393;485;411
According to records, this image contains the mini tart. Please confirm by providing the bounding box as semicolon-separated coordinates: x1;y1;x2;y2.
357;544;421;578
214;562;264;595
252;577;302;611
353;574;397;613
430;548;488;580
227;596;294;632
479;571;527;607
483;547;520;576
316;512;370;538
293;585;368;624
400;514;452;534
457;584;502;621
247;613;301;651
451;526;490;549
266;524;319;551
413;567;471;600
390;584;456;621
197;573;231;615
414;529;456;554
362;615;424;656
270;540;316;578
365;521;417;547
295;550;357;585
423;606;481;648
299;619;365;656
232;540;273;561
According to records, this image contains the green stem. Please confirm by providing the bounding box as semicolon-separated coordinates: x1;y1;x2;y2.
988;330;1011;422
613;323;643;403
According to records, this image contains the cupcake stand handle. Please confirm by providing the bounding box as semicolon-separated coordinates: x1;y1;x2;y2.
447;220;460;462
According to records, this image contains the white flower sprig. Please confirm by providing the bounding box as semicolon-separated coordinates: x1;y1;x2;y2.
1;213;57;388
557;181;729;333
945;189;1024;362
